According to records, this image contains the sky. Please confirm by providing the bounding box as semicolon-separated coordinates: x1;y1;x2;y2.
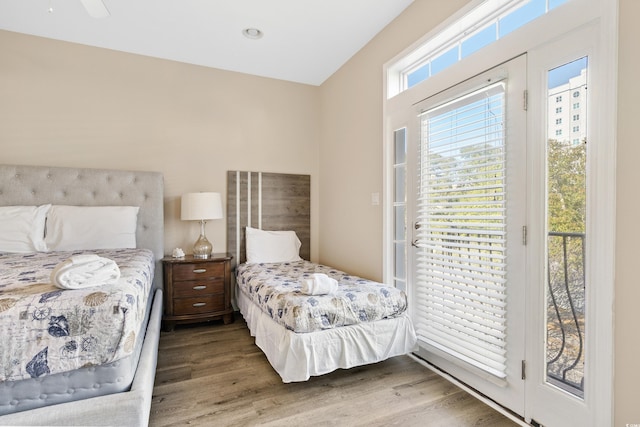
548;57;588;89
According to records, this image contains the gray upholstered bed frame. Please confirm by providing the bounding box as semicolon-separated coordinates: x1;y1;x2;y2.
0;164;164;426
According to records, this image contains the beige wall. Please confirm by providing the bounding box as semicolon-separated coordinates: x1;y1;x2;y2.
0;30;320;259
615;1;639;425
319;0;468;279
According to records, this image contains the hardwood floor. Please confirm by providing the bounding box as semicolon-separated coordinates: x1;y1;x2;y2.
150;316;519;427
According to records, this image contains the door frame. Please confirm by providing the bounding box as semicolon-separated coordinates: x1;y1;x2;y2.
524;21;615;427
382;1;616;425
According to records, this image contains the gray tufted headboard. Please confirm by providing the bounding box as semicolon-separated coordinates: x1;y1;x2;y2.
0;164;164;290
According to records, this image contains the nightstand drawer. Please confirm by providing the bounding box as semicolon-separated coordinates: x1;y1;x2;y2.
172;262;224;281
173;295;225;315
173;280;224;298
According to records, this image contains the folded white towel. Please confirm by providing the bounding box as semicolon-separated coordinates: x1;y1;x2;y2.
300;273;339;295
51;254;121;290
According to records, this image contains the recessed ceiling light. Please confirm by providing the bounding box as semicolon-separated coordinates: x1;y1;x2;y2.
242;28;263;40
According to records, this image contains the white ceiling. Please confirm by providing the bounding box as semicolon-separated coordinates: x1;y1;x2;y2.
0;0;414;86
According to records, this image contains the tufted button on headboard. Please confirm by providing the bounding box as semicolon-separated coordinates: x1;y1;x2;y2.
0;164;164;290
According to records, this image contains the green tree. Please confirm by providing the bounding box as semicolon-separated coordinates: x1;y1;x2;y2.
547;138;586;233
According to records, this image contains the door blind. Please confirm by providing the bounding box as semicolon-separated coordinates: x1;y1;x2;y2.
415;82;508;378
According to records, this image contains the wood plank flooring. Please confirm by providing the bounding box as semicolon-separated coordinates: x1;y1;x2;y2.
150;317;519;427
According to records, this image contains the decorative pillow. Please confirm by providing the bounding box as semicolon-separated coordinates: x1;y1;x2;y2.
45;205;140;251
245;226;302;264
0;205;51;253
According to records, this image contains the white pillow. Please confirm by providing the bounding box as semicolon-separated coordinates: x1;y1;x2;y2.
0;205;51;253
245;226;302;264
45;205;140;251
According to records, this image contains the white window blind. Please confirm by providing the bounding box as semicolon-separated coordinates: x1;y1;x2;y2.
415;82;508;378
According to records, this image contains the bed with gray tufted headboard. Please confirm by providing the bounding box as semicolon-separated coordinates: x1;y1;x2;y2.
0;164;164;426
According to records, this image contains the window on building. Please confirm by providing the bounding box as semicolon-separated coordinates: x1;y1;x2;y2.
556;129;563;136
556;107;563;113
573;125;580;132
573;91;580;97
556;96;563;102
556;118;563;124
573;114;580;121
573;102;580;109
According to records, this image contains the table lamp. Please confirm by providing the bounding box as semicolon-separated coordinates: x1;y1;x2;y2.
181;192;223;259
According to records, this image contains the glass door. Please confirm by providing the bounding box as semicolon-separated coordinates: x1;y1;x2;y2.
411;55;527;415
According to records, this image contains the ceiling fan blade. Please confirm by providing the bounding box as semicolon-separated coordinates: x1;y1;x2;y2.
80;0;110;18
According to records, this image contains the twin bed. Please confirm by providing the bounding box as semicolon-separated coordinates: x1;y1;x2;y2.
0;166;415;425
228;171;416;382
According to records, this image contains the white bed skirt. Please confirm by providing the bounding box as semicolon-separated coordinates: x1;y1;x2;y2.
237;287;418;383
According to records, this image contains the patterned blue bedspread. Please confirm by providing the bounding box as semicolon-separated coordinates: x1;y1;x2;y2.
236;261;408;333
0;249;154;382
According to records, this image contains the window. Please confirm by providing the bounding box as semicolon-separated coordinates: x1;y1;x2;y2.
545;56;588;400
573;114;580;121
556;118;562;125
393;128;408;291
573;91;580;97
556;96;563;102
387;0;569;97
556;107;563;113
573;102;580;109
556;129;563;136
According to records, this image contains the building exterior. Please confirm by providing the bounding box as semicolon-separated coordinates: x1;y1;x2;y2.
548;68;588;145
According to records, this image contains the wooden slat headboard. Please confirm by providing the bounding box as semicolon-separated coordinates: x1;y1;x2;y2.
227;171;310;265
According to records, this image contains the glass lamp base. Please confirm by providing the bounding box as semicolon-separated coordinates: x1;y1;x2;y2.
191;220;214;259
192;234;213;259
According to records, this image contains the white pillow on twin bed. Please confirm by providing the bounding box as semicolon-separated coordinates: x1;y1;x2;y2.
245;226;302;264
0;204;51;253
45;205;140;251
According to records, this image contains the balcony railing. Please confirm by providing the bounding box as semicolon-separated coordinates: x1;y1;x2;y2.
547;231;585;397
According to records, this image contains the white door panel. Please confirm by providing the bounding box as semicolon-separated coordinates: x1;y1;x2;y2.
411;54;527;415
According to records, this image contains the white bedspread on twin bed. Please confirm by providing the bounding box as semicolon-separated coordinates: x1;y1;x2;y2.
236;261;409;333
0;249;154;382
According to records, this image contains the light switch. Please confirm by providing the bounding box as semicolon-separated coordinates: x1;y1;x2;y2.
371;192;380;206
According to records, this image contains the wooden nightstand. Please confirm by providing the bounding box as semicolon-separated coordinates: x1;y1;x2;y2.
162;253;234;331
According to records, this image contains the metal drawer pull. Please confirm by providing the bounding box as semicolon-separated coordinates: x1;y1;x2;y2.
193;269;207;274
193;285;207;290
192;302;207;307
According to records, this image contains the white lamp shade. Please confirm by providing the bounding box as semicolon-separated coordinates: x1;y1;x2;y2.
181;192;223;221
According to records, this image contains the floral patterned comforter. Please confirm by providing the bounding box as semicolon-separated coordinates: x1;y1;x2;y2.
0;249;154;382
236;261;408;333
